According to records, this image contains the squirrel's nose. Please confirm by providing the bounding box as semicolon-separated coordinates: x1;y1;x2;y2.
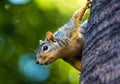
35;58;39;64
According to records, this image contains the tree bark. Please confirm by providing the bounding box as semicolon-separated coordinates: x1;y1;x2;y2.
80;0;120;84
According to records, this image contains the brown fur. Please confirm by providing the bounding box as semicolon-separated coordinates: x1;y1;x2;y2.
35;0;91;71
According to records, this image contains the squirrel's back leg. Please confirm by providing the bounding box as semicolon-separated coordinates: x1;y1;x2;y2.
71;0;91;29
68;0;91;71
70;0;91;42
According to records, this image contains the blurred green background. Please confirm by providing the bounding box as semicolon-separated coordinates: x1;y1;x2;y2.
0;0;89;84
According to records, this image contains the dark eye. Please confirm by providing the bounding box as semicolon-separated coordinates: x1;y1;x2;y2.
43;46;48;51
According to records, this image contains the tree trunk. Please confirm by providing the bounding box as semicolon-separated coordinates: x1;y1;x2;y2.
80;0;120;84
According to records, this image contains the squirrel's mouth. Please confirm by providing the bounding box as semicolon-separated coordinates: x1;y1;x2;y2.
35;57;50;65
35;56;57;65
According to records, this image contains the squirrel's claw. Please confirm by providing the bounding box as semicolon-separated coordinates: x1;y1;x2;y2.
86;0;91;8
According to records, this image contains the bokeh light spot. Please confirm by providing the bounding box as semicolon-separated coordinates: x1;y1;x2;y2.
7;0;30;5
18;53;50;82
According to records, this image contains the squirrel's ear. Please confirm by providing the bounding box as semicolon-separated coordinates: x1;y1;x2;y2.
46;31;56;42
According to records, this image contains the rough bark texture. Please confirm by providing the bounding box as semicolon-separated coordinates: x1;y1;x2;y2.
80;0;120;84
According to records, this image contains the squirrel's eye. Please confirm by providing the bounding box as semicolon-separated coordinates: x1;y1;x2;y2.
43;46;48;51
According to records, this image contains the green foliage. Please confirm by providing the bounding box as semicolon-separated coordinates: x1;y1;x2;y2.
0;0;89;84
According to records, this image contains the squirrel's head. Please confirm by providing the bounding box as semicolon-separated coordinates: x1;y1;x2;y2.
35;31;61;65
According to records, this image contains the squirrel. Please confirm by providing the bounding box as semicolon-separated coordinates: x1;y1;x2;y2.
35;0;91;71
